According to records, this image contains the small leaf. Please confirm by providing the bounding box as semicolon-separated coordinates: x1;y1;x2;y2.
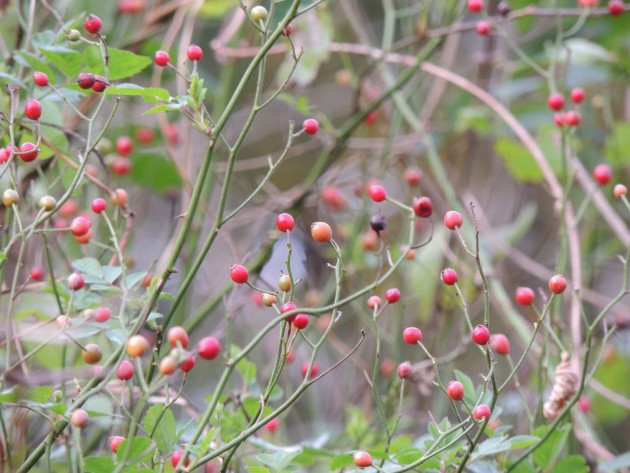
256;450;301;470
531;424;570;470
330;453;354;470
467;461;501;473
40;46;83;77
396;447;423;464
102;266;122;284
72;258;104;279
85;48;152;80
454;369;476;405
143;103;184;115
0;387;17;402
116;436;153;464
508;435;540;450
549;455;589;473
27;386;53;403
14;51;57;82
471;436;511;460
125;271;148;289
84;456;115;473
129;154;182;193
104;84;170;102
144;405;177;452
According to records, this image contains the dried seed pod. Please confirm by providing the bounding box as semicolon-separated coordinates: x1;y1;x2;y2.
543;352;579;420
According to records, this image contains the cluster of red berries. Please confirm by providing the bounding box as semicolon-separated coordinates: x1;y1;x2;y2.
0;142;38;164
466;0;492;36
548;88;585;128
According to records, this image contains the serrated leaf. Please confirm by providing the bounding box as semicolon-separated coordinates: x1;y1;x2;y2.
116;436;153;464
330;453;354;470
72;258;104;279
85;48;151;81
549;455;589;473
144;405;176;452
471;436;511;460
256;450;301;470
454;369;476;405
129;154;182;193
531;424;570;470
508;435;539;450
104;84;170;102
396;447;423;464
84;456;115;473
40;46;83;77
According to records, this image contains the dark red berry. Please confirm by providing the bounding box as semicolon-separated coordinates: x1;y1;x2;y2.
92;75;108;92
84;14;102;35
77;73;96;89
413;196;433;218
369;214;387;234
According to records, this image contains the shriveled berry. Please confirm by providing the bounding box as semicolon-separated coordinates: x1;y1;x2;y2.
413;196;433;218
369;214;387;234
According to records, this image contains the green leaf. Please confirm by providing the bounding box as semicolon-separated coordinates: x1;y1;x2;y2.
330;453;354;470
84;456;115;473
454;369;477;405
72;257;104;279
129;154;182;193
102;266;122;284
256;450;302;470
40;46;83;77
549;455;589;473
245;467;271;473
0;387;17;402
27;386;53;403
84;48;151;81
116;436;154;464
104;84;170;103
467;461;501;473
199;0;233;17
600;452;630;472
472;436;511;460
0;72;27;88
235;356;257;384
604;122;630;167
531;424;570;470
143;103;184;114
507;435;540;450
143;404;176;452
14;51;57;82
494;137;544;183
396;447;423;464
125;271;148;289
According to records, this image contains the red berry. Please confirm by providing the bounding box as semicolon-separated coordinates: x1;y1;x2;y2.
68;272;85;291
570;87;585;104
187;44;203;61
111;156;132;175
593;164;612;185
119;0;145;13
403;327;422;345
230;264;248;284
135;127;155;144
84;14;102;34
515;287;535;306
91;198;107;213
321;186;346;211
180;353;196;372
30;266;44;281
155;50;170;67
404;167;422;186
578;395;592;413
77;72;96;89
276;212;295;232
385;288;401;303
443;210;463;230
19;142;38;162
302;118;319;135
608;0;625;15
116;360;134;380
614;184;628;198
167;326;189;348
280;302;297;323
71;216;91;237
447;380;465;401
109;436;125;453
397;361;412;379
475;21;491;36
197;336;221;360
413;196;433;218
94;307;111;323
564;110;581;127
301;361;319;378
548;274;567;294
467;0;484;12
116;136;133;156
547;93;565;111
579;0;597;6
311;221;332;242
0;147;10;164
33;72;49;87
293;313;309;329
353;451;372;468
171;450;190;468
92;75;108;92
24;98;42;120
368;184;387;202
473;404;491;421
265;418;280;432
363;110;378;125
553;113;565;127
490;333;510;355
367;296;382;310
282;24;293;36
441;268;458;285
380;359;394;377
472;325;490;345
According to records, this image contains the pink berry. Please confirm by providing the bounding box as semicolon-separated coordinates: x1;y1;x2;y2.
109;436;125;453
413;196;433;218
19;142;38;162
282;24;293;36
180;353;196;372
473;404;491;421
276;212;295;232
475;21;491;36
111;156;131;175
171;450;190;468
197;336;221;360
578;395;592;413
548;274;567;294
302;118;319;135
71;216;91;237
472;325;490;345
155;50;170;67
368;184;386;202
68;272;85;291
443;210;463;230
167;326;189;349
515;287;535;306
467;0;484;12
548;93;565;111
608;0;625;15
187;44;203;61
116;136;133;156
94;307;111;323
385;288;400;303
301;361;319;378
84;14;102;34
33;72;49;87
30;266;44;281
614;184;627;198
447;380;465;401
593;164;612;185
564;110;581;127
404;167;422;186
397;361;412;379
116;360;134;380
292;313;309;329
280;302;297;323
441;268;458;285
553;113;565;127
403;327;422;345
91;198;107;213
490;333;510;355
24;98;42;120
353;451;372;468
367;295;382;310
570;87;585;104
265;418;280;432
230;264;249;284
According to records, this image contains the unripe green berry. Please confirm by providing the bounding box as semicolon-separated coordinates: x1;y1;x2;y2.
250;5;268;21
67;29;81;42
2;189;19;207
